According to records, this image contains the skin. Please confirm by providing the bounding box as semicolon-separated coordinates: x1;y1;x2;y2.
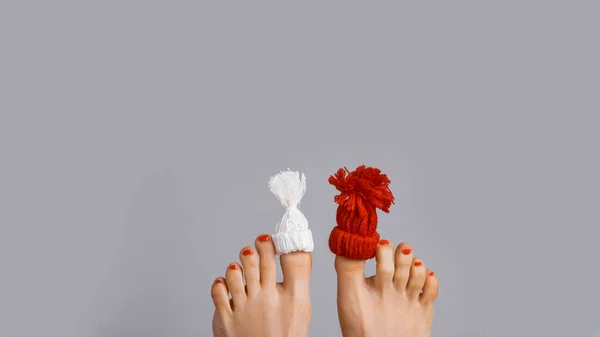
211;234;312;337
335;240;439;337
211;237;439;337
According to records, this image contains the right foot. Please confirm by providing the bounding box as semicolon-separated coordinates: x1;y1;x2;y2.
335;241;439;337
211;234;312;337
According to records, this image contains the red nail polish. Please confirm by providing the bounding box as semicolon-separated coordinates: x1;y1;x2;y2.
429;271;434;276
215;279;223;283
258;234;270;242
229;264;238;270
380;239;390;245
242;248;253;256
402;248;411;255
414;261;422;267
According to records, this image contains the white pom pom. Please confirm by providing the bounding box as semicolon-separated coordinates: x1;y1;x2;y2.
268;169;314;255
269;170;306;209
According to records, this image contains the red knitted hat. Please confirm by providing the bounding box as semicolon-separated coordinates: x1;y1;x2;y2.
328;165;395;260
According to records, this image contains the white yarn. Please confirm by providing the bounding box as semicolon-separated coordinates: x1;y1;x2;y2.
269;169;314;255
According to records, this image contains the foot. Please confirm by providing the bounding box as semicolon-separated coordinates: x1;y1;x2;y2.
335;241;439;337
211;234;312;337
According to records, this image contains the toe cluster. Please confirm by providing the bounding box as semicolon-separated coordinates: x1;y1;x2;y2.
211;234;312;314
336;240;439;305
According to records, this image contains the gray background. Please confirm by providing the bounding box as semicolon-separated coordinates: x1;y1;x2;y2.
1;1;599;337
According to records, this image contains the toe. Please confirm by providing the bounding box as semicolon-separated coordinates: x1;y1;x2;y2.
255;234;277;287
280;251;312;292
374;239;395;290
335;254;368;326
420;270;439;306
406;258;427;301
211;277;232;314
393;242;413;290
239;246;260;295
225;263;247;308
334;255;366;283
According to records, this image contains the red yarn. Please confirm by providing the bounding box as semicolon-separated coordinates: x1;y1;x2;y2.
328;165;395;260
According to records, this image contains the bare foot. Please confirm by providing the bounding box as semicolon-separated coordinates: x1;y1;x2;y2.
335;241;439;337
211;234;312;337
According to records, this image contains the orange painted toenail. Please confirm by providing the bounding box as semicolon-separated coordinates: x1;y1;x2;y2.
258;234;270;242
229;264;238;270
215;279;223;283
414;261;422;266
242;248;253;256
402;248;411;255
429;271;434;276
380;239;390;245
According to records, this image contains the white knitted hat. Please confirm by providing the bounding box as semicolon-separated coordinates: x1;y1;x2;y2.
269;169;314;255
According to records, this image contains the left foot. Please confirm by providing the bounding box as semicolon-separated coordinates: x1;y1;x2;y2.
211;234;312;337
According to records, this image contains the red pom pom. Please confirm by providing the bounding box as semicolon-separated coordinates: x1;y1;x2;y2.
329;165;394;212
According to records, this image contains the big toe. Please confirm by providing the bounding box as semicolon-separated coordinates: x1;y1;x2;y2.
334;255;366;284
280;251;312;292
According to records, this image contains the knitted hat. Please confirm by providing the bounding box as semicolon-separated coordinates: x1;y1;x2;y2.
328;165;395;260
269;169;314;255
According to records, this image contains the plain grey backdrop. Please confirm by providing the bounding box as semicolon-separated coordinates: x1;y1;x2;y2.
1;1;599;337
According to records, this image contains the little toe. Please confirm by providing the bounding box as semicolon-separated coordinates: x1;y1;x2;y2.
239;246;260;295
225;263;247;308
374;239;395;290
420;270;439;306
280;251;312;292
255;234;277;287
211;278;232;314
406;258;427;301
393;242;413;290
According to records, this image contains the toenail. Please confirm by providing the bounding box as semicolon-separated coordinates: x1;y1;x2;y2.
229;264;238;270
379;239;390;245
402;248;411;255
242;248;253;256
414;261;422;266
258;234;270;242
215;279;223;283
429;271;434;276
